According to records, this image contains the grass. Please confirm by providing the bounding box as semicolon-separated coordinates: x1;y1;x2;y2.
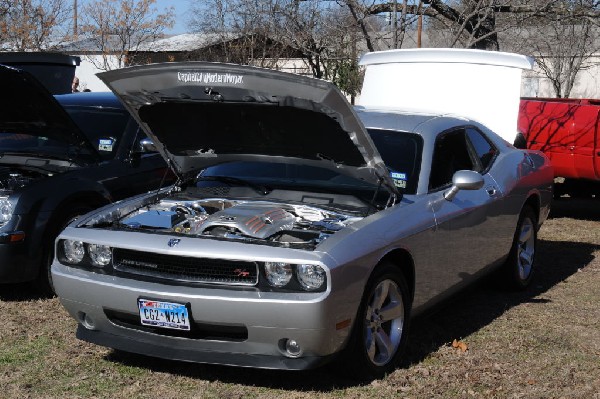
1;197;599;398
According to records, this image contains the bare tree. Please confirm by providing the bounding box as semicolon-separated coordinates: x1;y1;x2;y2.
341;0;422;51
188;0;367;99
187;0;600;99
187;0;291;68
0;0;72;51
188;1;359;79
341;0;600;51
79;0;174;71
508;0;600;97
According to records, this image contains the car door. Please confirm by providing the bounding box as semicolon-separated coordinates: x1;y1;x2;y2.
426;127;505;295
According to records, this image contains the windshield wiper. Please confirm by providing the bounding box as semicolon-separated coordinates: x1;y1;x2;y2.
196;175;271;195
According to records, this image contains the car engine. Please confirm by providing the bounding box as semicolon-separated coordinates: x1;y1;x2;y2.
0;166;48;193
119;198;362;247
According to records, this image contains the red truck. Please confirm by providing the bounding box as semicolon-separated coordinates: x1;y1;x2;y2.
518;98;600;198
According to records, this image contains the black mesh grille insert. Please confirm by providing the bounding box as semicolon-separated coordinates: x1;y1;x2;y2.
112;248;258;286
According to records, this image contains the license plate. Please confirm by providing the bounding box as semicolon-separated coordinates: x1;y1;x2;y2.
138;299;190;331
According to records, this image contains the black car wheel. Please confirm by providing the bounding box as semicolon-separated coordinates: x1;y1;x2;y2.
503;205;538;290
342;262;411;380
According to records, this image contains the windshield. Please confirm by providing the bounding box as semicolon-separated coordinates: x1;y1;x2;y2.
0;132;70;151
0;132;87;162
201;162;377;189
199;130;423;196
62;106;130;160
367;129;423;195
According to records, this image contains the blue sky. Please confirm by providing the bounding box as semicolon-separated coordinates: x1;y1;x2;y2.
75;0;193;35
158;0;192;34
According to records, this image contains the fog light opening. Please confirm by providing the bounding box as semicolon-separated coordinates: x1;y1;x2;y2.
283;338;302;358
78;311;96;330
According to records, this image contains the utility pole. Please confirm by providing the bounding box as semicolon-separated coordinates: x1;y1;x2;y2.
417;0;422;48
73;0;78;38
393;0;398;48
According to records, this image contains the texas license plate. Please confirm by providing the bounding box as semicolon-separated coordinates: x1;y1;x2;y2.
138;299;190;331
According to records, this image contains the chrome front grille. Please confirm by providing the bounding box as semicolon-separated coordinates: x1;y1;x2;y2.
112;248;258;286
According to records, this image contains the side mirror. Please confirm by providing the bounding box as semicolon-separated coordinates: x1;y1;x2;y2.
139;138;157;153
444;170;484;201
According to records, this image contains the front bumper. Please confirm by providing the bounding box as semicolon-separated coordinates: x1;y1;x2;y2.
52;262;352;370
0;232;36;283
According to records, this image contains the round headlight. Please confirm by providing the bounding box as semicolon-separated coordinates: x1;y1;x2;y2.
296;264;326;291
63;240;85;264
264;262;292;287
0;198;13;224
88;244;112;267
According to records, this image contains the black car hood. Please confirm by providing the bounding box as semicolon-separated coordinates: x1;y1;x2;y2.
98;62;397;194
0;64;98;158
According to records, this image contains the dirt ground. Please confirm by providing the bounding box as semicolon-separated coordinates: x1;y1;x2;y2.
1;198;599;399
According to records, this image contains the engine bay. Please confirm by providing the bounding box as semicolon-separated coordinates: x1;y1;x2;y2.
118;197;363;248
0;166;49;193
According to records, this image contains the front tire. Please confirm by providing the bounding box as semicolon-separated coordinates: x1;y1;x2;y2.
342;262;411;380
503;206;538;290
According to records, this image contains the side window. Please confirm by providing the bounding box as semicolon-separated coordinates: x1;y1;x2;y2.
466;128;498;172
429;129;475;191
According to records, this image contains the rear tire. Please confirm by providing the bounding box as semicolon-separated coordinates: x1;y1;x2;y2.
502;206;538;290
34;205;92;296
341;262;411;381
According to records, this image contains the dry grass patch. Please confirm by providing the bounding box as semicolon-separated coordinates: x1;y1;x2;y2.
1;198;599;398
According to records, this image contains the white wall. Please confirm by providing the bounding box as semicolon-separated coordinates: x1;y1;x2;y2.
73;55;121;92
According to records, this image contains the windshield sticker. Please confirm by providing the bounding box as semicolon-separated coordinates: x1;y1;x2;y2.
177;72;244;85
98;138;114;152
391;172;407;189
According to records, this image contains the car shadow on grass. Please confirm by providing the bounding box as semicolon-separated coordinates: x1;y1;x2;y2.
550;197;600;221
0;282;47;302
402;238;600;367
102;236;600;391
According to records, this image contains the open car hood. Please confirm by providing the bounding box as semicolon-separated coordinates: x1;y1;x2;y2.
0;64;98;156
98;62;397;194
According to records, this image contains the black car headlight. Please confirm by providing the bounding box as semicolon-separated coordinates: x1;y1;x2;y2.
58;239;112;269
0;196;13;227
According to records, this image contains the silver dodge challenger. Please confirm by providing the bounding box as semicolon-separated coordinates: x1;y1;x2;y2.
52;55;553;379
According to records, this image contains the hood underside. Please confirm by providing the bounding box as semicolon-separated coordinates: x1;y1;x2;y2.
0;65;97;154
98;62;396;193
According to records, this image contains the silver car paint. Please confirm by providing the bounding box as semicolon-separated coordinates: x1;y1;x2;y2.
52;76;553;371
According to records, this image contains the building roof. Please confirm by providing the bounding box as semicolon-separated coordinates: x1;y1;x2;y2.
137;33;225;52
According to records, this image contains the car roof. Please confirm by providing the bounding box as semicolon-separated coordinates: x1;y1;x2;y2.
356;107;470;134
54;92;124;109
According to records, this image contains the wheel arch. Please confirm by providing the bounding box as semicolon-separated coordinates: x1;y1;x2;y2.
377;248;416;303
523;192;541;224
31;190;112;258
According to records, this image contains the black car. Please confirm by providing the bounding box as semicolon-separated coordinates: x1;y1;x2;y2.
0;65;170;294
